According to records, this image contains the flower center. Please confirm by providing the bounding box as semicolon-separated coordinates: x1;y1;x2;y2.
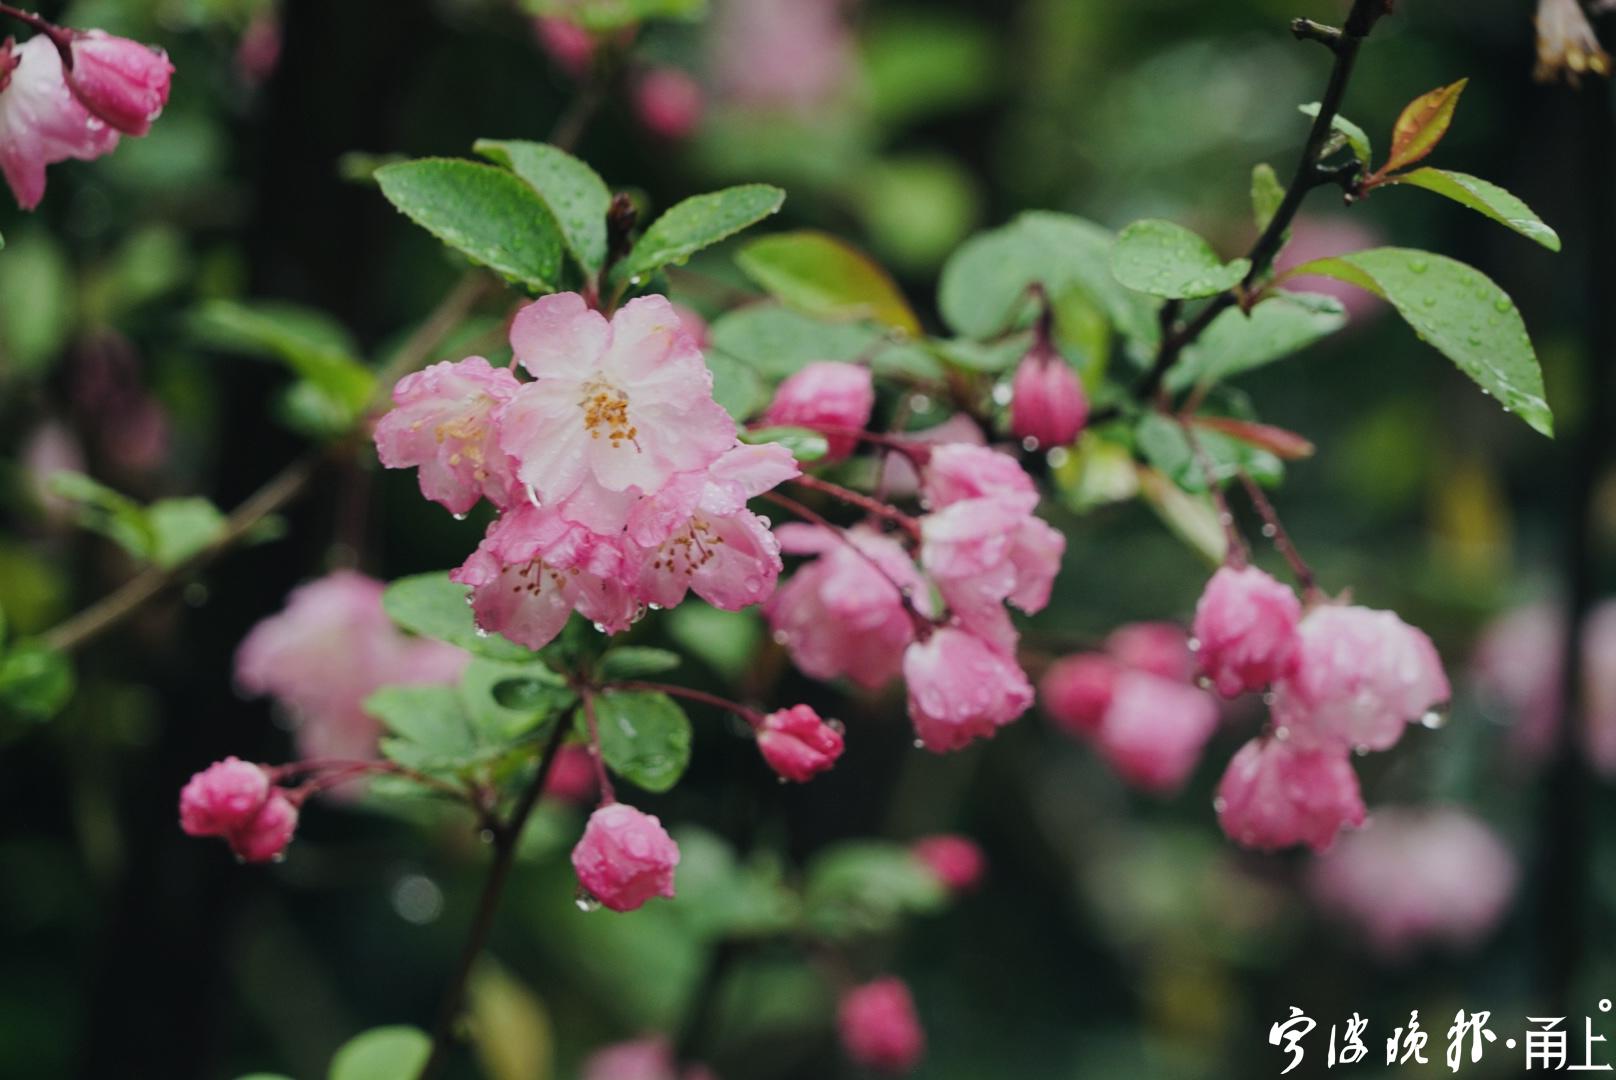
648;517;725;577
579;378;640;450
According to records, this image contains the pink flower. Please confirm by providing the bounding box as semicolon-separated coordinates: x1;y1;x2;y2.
179;757;271;837
1272;605;1450;752
1009;343;1087;449
903;627;1033;753
579;1037;716;1080
1039;653;1121;738
533;17;596;78
228;791;299;863
374;356;522;516
234;12;281;86
761;361;875;460
711;0;854;113
1471;603;1563;765
1093;671;1219;793
499;294;735;533
912;834;985;893
921;443;1037;513
452;505;638;651
634;67;704;140
671;303;710;350
65;30;172;137
1274;216;1384;321
1105;621;1196;684
0;35;120;210
544;746;599;804
921;497;1064;651
757;704;844;782
764;524;929;690
838;978;925;1075
880;414;985;497
1309;807;1518;957
1215;736;1366;853
1191;565;1302;697
571;802;680;913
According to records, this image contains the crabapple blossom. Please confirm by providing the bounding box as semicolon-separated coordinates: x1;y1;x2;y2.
64;30;173;136
1093;671;1219;793
710;0;854;113
670;303;711;349
633;67;704;140
179;757;270;837
920;495;1064;651
879;413;985;497
571;802;681;912
1191;565;1302;697
920;443;1037;513
544;746;599;804
0;35;119;209
1039;653;1121;737
1271;604;1450;752
1215;736;1366;853
228;791;299;864
1471;603;1563;764
1105;621;1196;684
838;977;925;1075
533;17;596;78
757;704;844;782
903;627;1033;753
580;1037;716;1080
373;356;522;516
1009;342;1087;449
912;834;986;893
761;361;875;460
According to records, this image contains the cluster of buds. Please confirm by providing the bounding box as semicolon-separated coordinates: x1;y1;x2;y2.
178;758;299;863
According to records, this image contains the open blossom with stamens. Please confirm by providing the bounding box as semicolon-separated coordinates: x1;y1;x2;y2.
0;35;120;209
65;30;173;136
1192;565;1301;697
904;627;1033;753
571;802;680;912
762;361;875;460
1216;736;1366;853
498;293;735;532
374;356;522;515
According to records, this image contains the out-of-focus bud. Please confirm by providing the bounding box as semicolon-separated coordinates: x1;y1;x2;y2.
1008;341;1087;449
66;30;173;136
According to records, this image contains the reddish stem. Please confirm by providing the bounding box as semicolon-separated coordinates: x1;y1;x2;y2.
604;679;762;728
580;690;617;804
1237;470;1316;595
788;473;921;540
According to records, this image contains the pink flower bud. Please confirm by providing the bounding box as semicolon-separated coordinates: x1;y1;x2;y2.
532;17;596;78
1215;736;1365;853
762;361;875;460
571;803;681;912
228;791;299;863
179;757;270;837
757;704;844;782
1093;671;1219;792
1191;565;1301;697
1038;653;1120;738
903;627;1033;753
1105;621;1196;683
634;67;704;140
66;31;173;137
839;977;925;1074
544;745;599;804
1009;343;1087;449
912;834;985;893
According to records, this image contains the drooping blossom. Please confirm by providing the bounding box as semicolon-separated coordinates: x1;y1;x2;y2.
179;758;300;863
571;802;681;912
1039;653;1121;738
912;834;986;893
762;361;875;461
373;356;522;516
838;977;925;1075
920;443;1037;513
634;67;704;140
0;35;120;209
1093;671;1220;793
880;414;985;497
920;495;1064;652
903;627;1033;753
757;704;844;782
1309;807;1518;957
1534;0;1612;84
1215;736;1366;853
1191;565;1302;697
580;1037;716;1080
1105;621;1196;684
1009;342;1087;449
64;30;173;136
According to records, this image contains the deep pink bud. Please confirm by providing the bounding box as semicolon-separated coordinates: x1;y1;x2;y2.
1038;653;1120;738
1191;565;1301;697
228;791;299;863
66;31;173;137
179;756;270;837
762;361;876;460
912;834;985;893
903;627;1034;753
1093;671;1219;793
1009;343;1087;449
1215;736;1365;853
1105;621;1196;683
571;803;680;912
838;978;925;1075
544;745;599;804
634;67;704;140
533;17;596;77
757;704;844;782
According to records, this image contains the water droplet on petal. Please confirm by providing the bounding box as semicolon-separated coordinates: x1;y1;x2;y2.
452;512;467;521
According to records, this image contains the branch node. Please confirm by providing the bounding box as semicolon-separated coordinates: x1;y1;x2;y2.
1290;18;1343;52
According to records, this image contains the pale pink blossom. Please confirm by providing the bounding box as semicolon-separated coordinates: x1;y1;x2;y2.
571;802;680;912
1191;565;1302;697
880;414;985;497
1009;344;1087;449
1471;603;1563;764
757;704;844;782
710;0;854;113
234;12;281;86
499;294;735;532
580;1037;716;1080
921;443;1037;513
1309;807;1518;956
1275;216;1384;321
65;30;172;136
1272;604;1450;752
921;498;1063;652
1215;736;1366;853
1093;671;1219;793
838;977;925;1075
179;757;271;837
765;524;929;690
762;361;875;460
22;421;85;521
1106;621;1196;684
634;67;704;140
0;35;120;210
533;17;596;78
1039;653;1121;738
903;627;1033;753
912;834;985;893
374;356;522;515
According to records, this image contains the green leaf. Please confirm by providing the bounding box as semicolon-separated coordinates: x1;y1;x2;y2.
861;13;996;130
520;0;705;31
0;643;75;723
48;471;153;557
459;656;573;742
376;158;563;293
1166;292;1348;391
366;685;480;767
738;426;827;463
1283;248;1552;435
328;1026;432;1080
146;498;228;568
704;346;769;420
190;299;375;424
382;572;536;662
1137;467;1227;565
1298;103;1372;168
709;304;886;380
590;691;692;793
1133;412;1283;493
598;646;682;680
475;139;612;273
1378;79;1467;179
1110;219;1251;300
670;827;799;941
1386;168;1560;252
802;842;947;939
615;184;785;285
736;230;922;336
1250;163;1287;233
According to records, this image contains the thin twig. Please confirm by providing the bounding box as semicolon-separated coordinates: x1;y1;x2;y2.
579;689;616;804
604;679;761;727
787;474;922;539
1236;470;1315;594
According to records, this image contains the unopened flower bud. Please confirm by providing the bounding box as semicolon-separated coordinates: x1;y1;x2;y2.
1008;342;1087;449
757;704;844;782
571;802;680;912
1191;565;1301;697
66;30;173;136
838;977;925;1074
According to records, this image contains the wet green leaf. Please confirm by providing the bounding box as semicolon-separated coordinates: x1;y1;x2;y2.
1110;219;1250;300
475;139;612;273
328;1026;431;1080
383;573;537;662
1387;168;1560;251
590;691;692;793
736;230;921;336
615;185;785;285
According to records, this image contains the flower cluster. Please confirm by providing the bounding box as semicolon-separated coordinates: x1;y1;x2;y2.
178;758;299;863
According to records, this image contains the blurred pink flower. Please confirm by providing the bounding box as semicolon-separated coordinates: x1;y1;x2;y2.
544;745;599;804
374;356;523;516
710;0;855;113
904;626;1033;753
1106;621;1197;685
912;834;986;893
235;12;281;87
838;977;925;1075
1192;565;1301;698
1039;653;1121;738
572;802;680;912
762;361;875;461
1274;216;1384;321
1093;670;1219;793
533;17;596;79
1216;736;1365;853
21;421;85;521
633;67;704;141
580;1037;715;1080
0;35;120;209
1471;602;1563;764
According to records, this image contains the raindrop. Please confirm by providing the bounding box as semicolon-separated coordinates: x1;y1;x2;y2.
479;828;495;844
1419;707;1448;730
912;738;926;750
1022;436;1040;452
1195;675;1214;691
1212;796;1227;813
910;394;932;412
772;630;791;645
1047;447;1070;469
391;873;445;925
1187;637;1201;653
1409;258;1430;274
592;622;607;633
474;626;490;638
452;512;467;521
575;891;603;913
1260;523;1277;539
1273;723;1288;740
991;382;1013;406
1353;744;1370;757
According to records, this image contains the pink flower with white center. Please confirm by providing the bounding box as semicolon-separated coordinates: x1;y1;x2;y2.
179;757;271;837
499;293;735;532
374;356;522;516
545;745;600;804
1272;604;1450;752
1106;621;1196;684
1192;565;1302;698
1093;671;1219;793
757;704;844;782
1039;653;1121;738
228;791;299;863
451;504;638;651
920;443;1037;513
838;977;925;1075
0;35;120;210
580;1037;716;1080
1216;737;1365;852
1009;343;1087;449
764;524;929;690
762;361;875;460
65;30;172;137
571;802;681;912
634;67;704;140
903;627;1033;753
912;834;985;893
1309;807;1518;956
